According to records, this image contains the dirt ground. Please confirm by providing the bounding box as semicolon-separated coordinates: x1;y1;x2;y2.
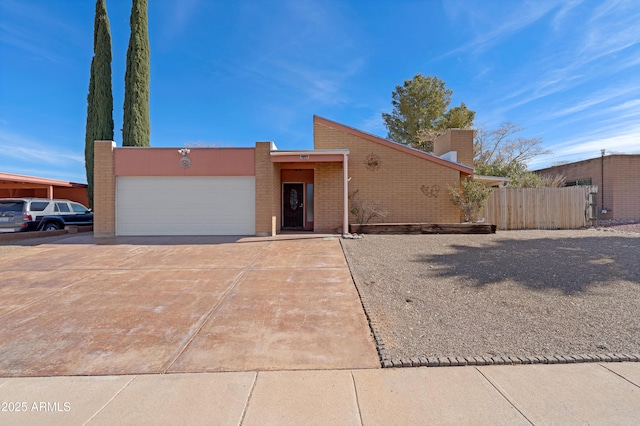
342;227;640;361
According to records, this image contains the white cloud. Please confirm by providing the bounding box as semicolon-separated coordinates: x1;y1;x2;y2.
441;2;559;57
0;0;89;63
546;86;640;119
157;0;202;46
0;130;84;166
358;111;387;137
228;0;367;112
551;0;585;30
529;124;640;169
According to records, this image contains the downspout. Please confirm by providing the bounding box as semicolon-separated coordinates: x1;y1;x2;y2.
343;152;349;236
600;149;605;214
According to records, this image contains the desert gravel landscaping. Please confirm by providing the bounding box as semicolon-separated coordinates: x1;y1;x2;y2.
342;227;640;362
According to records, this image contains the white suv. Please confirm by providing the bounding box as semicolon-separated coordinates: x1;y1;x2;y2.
0;198;93;232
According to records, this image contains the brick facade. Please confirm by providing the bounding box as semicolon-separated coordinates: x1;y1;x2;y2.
314;118;471;225
94;118;475;237
273;163;281;232
314;163;344;232
433;130;475;168
93;141;116;237
254;142;276;236
536;154;640;220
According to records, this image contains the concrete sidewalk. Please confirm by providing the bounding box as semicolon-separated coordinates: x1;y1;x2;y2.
1;362;639;425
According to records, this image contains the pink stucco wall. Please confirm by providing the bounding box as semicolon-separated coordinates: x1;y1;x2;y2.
114;148;255;176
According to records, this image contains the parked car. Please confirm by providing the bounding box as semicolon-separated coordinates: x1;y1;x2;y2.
0;198;93;232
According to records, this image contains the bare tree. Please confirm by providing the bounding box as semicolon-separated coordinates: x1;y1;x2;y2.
474;122;551;173
349;190;388;224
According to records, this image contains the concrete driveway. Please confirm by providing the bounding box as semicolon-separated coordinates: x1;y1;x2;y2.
0;234;379;377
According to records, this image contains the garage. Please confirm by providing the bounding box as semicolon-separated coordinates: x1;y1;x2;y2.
116;176;255;236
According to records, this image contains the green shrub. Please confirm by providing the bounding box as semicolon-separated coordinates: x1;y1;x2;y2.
449;179;492;223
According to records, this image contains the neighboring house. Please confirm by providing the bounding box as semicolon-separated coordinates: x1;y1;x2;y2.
0;172;89;206
535;154;640;221
93;116;474;237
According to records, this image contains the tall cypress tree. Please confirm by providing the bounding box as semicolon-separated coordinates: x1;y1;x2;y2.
84;0;114;208
122;0;151;146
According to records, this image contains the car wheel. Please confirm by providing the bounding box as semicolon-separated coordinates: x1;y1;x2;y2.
42;223;60;231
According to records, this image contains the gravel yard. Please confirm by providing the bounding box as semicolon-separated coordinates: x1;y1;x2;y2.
342;227;640;361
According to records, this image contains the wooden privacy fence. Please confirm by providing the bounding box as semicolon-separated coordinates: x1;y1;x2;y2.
484;186;597;230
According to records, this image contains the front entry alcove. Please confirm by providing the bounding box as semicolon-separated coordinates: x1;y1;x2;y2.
281;168;314;231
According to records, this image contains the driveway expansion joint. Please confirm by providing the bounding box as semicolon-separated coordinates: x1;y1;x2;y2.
162;241;270;373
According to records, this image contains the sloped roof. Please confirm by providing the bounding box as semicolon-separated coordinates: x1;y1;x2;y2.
313;116;473;174
0;172;87;187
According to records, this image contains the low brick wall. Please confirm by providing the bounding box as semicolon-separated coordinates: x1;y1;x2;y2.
0;226;93;243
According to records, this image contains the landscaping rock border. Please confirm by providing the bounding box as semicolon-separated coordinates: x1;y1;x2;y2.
340;232;640;368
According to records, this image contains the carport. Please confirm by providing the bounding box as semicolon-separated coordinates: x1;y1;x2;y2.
0;172;89;206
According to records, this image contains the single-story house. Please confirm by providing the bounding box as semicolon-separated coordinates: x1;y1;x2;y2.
0;172;89;206
93;116;475;237
535;154;640;221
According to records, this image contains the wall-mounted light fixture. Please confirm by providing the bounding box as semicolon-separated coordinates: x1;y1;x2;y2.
178;148;191;168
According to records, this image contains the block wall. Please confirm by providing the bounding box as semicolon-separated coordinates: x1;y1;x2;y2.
315;122;462;224
609;156;640;220
93;141;116;237
536;155;640;220
314;163;344;232
273;163;282;233
254;142;275;236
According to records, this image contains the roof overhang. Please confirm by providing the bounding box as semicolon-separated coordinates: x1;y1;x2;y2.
0;172;86;188
474;175;510;187
270;149;349;163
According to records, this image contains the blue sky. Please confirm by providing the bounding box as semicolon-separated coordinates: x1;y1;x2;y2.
1;0;639;183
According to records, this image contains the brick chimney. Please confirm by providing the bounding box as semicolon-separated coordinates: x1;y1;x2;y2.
433;129;474;168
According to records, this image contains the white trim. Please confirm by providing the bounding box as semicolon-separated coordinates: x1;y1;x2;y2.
270;149;350;156
343;153;349;236
474;175;511;187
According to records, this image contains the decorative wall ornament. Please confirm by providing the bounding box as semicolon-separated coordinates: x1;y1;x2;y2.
364;153;382;171
179;156;191;168
421;184;440;198
289;189;299;210
178;148;191;169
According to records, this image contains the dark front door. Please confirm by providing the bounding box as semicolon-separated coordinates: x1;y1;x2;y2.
283;183;304;228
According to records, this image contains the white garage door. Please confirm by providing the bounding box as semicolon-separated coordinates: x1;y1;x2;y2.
116;176;255;236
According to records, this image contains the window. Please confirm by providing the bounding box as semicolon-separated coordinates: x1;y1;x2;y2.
70;203;88;213
55;202;70;213
306;184;314;222
0;201;24;213
565;178;592;187
30;202;50;211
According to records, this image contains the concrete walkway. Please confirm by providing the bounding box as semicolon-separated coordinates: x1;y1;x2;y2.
1;362;639;425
